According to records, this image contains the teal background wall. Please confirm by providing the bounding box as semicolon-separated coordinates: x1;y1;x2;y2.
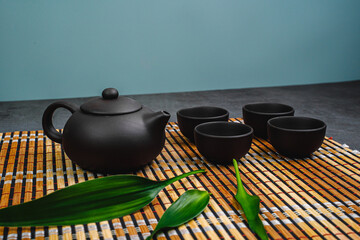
1;1;360;101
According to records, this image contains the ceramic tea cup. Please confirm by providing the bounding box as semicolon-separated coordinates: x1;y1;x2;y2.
242;103;294;139
177;106;229;142
194;122;253;164
267;116;326;158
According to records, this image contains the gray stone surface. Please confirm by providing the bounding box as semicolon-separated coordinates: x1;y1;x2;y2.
0;80;359;150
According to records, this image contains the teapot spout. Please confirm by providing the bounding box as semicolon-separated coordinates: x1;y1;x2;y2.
146;111;171;132
157;111;171;129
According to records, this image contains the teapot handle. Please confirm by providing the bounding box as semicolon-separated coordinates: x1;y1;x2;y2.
42;101;79;143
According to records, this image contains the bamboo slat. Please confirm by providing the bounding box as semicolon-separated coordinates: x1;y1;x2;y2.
0;119;359;239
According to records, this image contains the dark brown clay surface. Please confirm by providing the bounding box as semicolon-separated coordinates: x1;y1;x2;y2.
194;122;253;165
42;88;170;174
243;103;294;139
267;116;326;158
177;106;229;142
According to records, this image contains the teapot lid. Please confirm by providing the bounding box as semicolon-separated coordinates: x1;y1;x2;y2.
80;88;142;115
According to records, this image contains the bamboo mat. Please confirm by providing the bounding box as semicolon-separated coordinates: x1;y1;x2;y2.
0;118;359;240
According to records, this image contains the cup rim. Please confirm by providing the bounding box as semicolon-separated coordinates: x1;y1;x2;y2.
243;102;294;116
177;106;229;120
195;121;253;139
267;116;326;132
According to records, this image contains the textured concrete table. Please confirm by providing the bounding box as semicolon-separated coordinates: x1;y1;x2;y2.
0;80;359;150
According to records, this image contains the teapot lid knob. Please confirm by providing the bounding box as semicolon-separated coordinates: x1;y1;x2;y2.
102;88;119;99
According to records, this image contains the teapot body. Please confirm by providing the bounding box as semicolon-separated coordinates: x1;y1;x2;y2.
62;107;167;173
42;88;170;174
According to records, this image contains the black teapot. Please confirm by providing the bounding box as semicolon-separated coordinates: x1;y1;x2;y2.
42;88;170;174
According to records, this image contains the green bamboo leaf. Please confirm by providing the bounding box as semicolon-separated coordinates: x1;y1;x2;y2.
146;189;210;240
0;169;205;226
233;159;268;240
